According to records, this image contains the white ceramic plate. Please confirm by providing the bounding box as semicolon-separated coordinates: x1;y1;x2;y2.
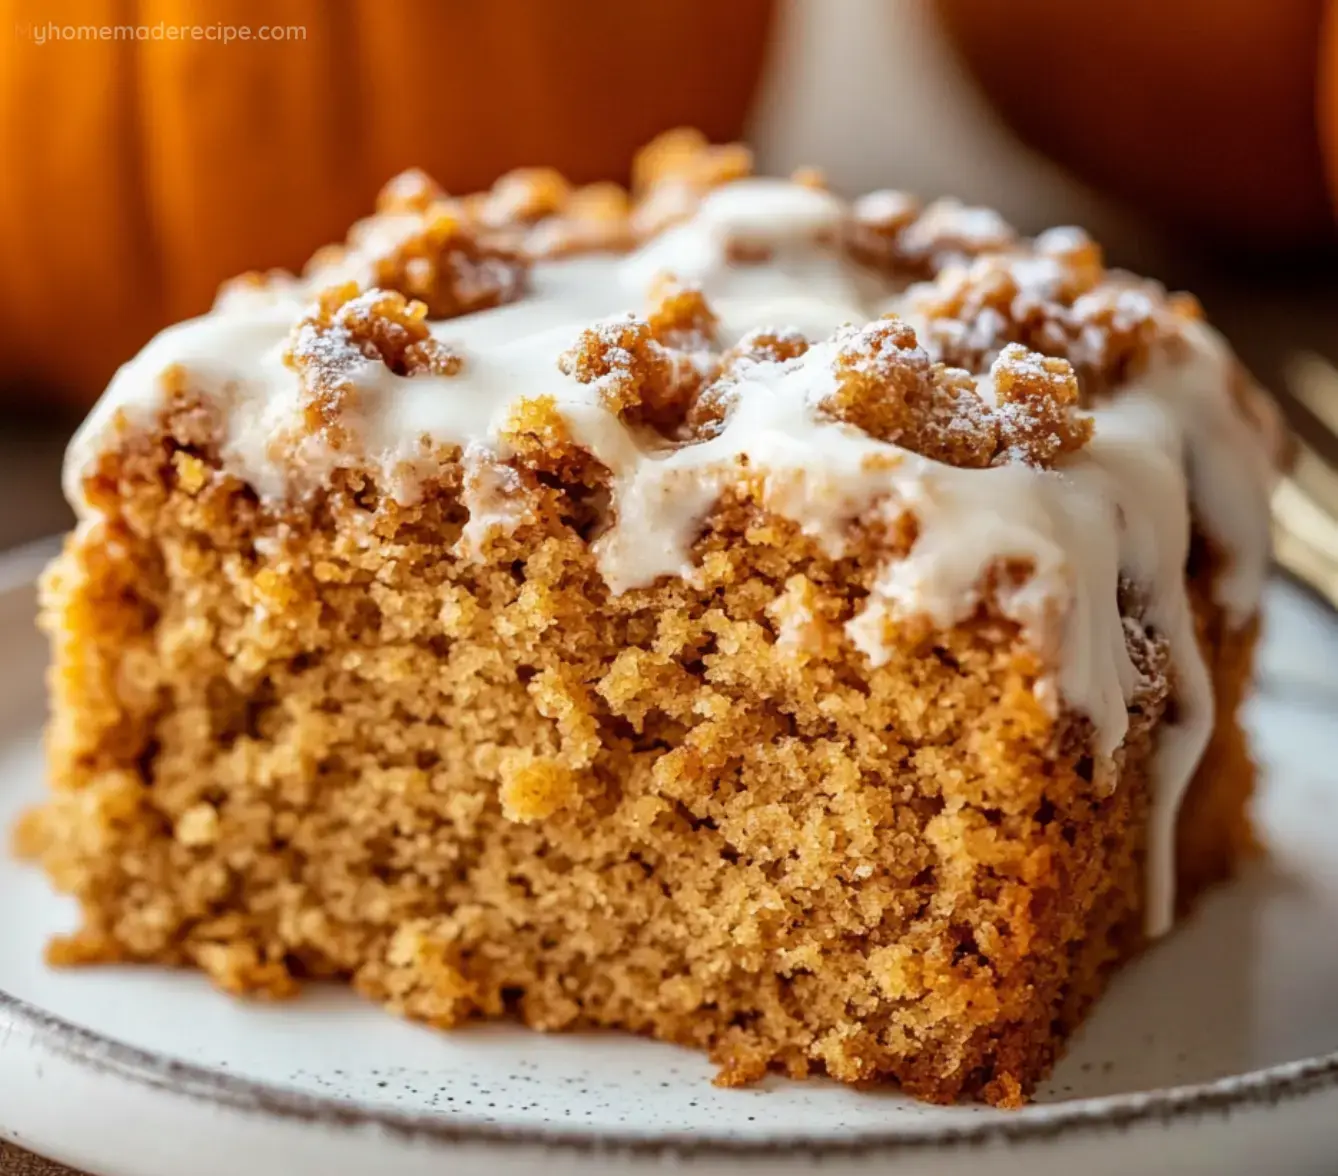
2;539;1338;1176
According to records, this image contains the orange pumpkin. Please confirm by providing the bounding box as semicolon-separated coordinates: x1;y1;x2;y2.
0;0;773;405
1320;0;1338;221
933;0;1335;252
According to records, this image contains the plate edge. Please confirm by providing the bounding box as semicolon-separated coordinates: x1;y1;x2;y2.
4;987;1338;1158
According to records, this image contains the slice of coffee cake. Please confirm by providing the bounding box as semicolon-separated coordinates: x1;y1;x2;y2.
23;132;1280;1105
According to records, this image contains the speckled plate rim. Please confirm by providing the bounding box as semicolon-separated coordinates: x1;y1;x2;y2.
4;535;1338;1160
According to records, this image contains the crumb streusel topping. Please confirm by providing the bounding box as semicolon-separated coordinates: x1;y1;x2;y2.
64;134;1281;934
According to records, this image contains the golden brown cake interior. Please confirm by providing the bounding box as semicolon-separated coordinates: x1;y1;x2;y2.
25;443;1255;1108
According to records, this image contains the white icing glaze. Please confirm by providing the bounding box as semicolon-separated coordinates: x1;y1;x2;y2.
63;175;1281;937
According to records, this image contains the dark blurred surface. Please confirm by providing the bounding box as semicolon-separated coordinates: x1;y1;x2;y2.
0;417;75;550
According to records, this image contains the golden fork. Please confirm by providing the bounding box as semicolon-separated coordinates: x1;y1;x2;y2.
1274;353;1338;608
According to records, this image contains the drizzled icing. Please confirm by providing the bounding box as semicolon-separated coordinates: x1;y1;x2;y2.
64;176;1281;936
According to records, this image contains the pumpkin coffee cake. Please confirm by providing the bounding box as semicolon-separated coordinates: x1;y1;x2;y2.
23;131;1281;1106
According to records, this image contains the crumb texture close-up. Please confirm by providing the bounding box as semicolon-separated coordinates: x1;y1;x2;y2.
21;130;1274;1109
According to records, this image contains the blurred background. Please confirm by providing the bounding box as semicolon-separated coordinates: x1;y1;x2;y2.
5;0;1338;551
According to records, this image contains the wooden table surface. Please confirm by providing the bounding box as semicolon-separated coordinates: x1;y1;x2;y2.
0;1147;76;1176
